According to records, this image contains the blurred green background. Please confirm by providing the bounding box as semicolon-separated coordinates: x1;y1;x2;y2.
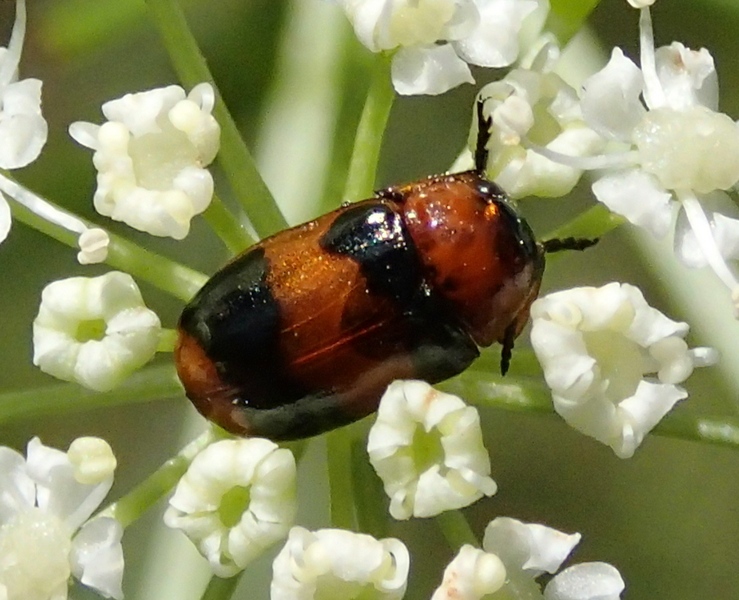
0;0;737;598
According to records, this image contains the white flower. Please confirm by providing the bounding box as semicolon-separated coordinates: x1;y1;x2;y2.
367;380;496;520
430;545;506;600
335;0;548;95
530;282;718;457
0;0;49;245
534;6;739;313
69;83;220;239
482;517;624;600
0;437;123;600
430;518;625;600
0;0;47;170
478;48;604;198
271;526;409;599
33;271;161;392
164;438;296;578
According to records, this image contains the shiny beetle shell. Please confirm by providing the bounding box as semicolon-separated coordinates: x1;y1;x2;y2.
175;169;544;440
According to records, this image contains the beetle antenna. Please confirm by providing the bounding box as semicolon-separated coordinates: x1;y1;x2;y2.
500;322;516;376
474;97;492;174
542;237;599;253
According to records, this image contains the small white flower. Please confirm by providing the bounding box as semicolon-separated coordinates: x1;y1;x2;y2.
0;0;49;245
271;526;409;599
478;57;604;199
69;83;220;239
430;518;625;600
77;228;110;265
0;437;123;600
430;544;506;600
335;0;548;95
530;282;718;457
164;438;297;578
33;271;161;392
534;6;739;312
367;380;496;520
482;517;624;600
0;0;48;171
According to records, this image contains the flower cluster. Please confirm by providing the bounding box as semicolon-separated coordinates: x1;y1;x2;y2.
431;517;624;600
334;0;549;95
0;437;122;600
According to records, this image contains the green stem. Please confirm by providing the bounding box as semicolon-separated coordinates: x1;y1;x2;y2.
435;510;479;550
546;0;602;46
200;574;242;600
100;426;219;527
326;426;356;530
10;200;207;302
145;0;287;238
0;364;182;423
543;204;624;245
342;52;395;203
350;437;388;538
444;369;739;450
158;329;178;352
203;194;255;254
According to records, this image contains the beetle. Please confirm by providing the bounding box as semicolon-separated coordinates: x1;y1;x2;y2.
175;100;595;440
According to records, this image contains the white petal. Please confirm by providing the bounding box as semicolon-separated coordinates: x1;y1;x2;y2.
391;44;473;95
69;121;101;150
102;85;185;135
580;48;646;142
271;527;409;599
26;438;113;531
0;446;34;521
172;166;214;214
452;0;539;67
0;191;10;244
483;517;581;576
431;545;506;600
544;562;625;600
591;168;674;237
0;78;48;168
70;517;124;600
655;42;718;111
675;205;739;267
613;381;687;458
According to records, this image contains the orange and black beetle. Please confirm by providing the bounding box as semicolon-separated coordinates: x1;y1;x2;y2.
175;101;594;440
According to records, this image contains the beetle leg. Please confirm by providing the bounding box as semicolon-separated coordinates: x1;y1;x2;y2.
474;97;493;175
500;322;516;376
541;237;599;253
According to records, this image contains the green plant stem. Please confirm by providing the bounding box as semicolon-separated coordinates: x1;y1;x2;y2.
158;329;178;352
0;364;183;423
10;200;207;302
342;52;395;203
543;204;624;249
350;437;389;538
326;426;356;530
435;510;479;550
200;574;242;600
445;369;739;450
145;0;287;238
546;0;602;46
203;194;255;254
100;426;219;527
